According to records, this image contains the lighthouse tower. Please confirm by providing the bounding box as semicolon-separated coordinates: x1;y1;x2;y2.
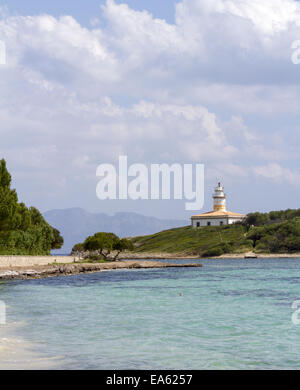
191;182;245;227
213;182;226;212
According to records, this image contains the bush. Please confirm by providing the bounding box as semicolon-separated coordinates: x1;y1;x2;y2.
87;254;105;262
219;243;233;253
285;237;300;252
72;243;85;253
247;218;300;253
202;247;224;257
244;212;270;227
244;209;300;228
237;239;254;248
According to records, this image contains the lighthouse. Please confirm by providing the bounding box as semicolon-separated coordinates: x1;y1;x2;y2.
213;182;226;212
191;182;245;227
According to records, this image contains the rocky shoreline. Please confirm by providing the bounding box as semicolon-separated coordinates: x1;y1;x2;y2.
1;251;299;281
119;251;300;260
0;260;203;281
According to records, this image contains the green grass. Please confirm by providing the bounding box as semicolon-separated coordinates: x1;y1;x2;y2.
131;224;251;256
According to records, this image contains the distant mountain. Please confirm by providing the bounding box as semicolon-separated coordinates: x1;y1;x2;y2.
43;208;188;254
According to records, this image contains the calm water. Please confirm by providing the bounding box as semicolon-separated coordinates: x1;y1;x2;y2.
1;258;300;369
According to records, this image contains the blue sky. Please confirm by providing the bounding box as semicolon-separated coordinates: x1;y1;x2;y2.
1;0;300;219
0;0;180;25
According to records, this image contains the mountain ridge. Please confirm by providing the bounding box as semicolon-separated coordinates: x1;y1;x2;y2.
43;208;188;254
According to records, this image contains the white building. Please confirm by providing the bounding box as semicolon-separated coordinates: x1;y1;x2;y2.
191;183;245;227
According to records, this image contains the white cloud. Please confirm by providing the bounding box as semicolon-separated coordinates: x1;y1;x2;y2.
253;163;300;185
0;0;300;212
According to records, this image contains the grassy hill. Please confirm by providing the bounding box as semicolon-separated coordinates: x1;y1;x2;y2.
131;224;252;257
131;209;300;257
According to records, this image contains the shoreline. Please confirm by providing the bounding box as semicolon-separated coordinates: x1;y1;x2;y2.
216;253;300;259
0;260;202;281
119;252;300;260
0;323;64;370
1;252;300;280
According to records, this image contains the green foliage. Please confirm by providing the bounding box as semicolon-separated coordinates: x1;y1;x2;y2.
0;159;63;255
51;228;64;250
202;247;224;257
244;212;270;227
84;232;118;253
247;218;300;253
87;255;107;262
114;238;134;252
244;208;300;227
78;232;134;260
72;243;85;253
0;160;19;231
0;159;12;188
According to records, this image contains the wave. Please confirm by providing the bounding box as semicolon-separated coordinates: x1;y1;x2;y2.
0;322;65;370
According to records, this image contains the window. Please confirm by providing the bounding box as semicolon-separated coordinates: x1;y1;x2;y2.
207;222;211;226
196;222;200;227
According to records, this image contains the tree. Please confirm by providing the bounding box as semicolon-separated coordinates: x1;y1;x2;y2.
0;159;12;188
82;232;134;261
0;159;19;231
84;232;118;259
0;158;64;255
113;238;134;260
51;228;64;250
246;217;300;253
71;243;86;258
244;212;269;227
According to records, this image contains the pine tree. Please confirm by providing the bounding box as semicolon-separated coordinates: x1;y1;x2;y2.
0;159;18;231
0;159;64;254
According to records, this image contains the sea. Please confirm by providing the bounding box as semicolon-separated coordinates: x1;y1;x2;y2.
0;258;300;370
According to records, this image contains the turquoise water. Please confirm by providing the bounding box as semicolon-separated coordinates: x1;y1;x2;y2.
1;258;300;369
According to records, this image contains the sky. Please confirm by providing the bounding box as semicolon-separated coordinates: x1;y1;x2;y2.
0;0;300;220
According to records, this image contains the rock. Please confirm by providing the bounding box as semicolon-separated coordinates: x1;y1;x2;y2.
0;270;20;279
130;263;142;269
20;270;39;276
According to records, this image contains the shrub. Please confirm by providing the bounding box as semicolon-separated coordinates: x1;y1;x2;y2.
219;243;233;253
88;254;105;262
201;247;224;257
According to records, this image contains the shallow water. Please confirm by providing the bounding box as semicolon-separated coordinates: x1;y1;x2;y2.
1;258;300;369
